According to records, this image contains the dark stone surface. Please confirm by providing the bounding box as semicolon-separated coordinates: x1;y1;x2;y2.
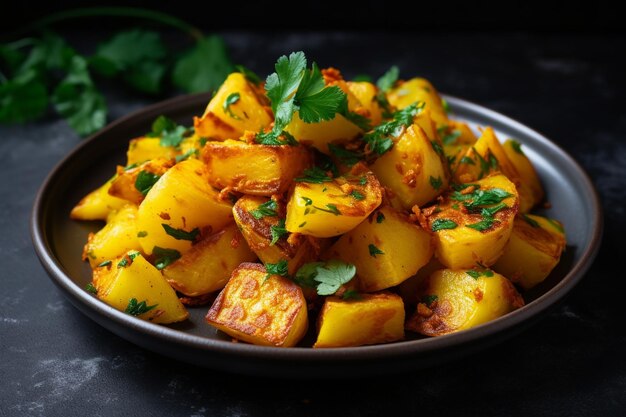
1;32;625;416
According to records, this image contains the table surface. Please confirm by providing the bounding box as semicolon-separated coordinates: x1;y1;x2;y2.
1;32;625;416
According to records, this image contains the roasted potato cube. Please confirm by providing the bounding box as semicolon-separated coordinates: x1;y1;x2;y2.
94;251;189;324
406;269;524;336
503;139;544;210
370;112;449;209
83;205;142;268
126;137;178;166
285;167;383;238
202;139;312;195
387;78;449;127
108;158;174;205
443;120;478;146
70;177;128;221
206;263;308;347
493;214;566;289
346;81;383;126
194;73;272;141
314;293;405;348
233;196;320;274
428;174;519;269
136;159;233;255
323;206;433;292
284;112;363;154
163;224;257;296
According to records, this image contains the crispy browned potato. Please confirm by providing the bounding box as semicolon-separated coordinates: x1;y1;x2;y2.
108;158;174;205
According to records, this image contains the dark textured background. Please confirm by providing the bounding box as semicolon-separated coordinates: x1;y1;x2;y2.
1;31;626;416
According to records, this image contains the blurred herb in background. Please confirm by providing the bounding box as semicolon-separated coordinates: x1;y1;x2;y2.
0;8;233;136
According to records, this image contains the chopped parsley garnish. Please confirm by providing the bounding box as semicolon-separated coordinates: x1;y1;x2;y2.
376;212;385;223
351;190;365;200
431;140;444;157
152;246;181;270
429;175;443;191
460;156;475;165
342;110;372;131
162;224;200;241
294;260;356;296
175;149;198;162
298;221;307;228
376;65;399;92
482;203;508;217
235;64;261;84
450;187;513;209
359;176;367;185
489;153;499;170
510;139;524;155
522;214;540;228
466;205;506;232
368;244;384;257
473;149;491;179
362;102;424;156
97;260;112;268
431;219;458;232
547;218;565;233
466;269;494;279
137;231;148;238
223;92;240;120
442;98;450;114
265;260;289;281
85;283;98;294
270;219;288;245
125;298;157;316
295;167;333;183
440;128;461;145
117;251;140;268
421;294;438;306
328;143;363;166
301;196;313;206
342;289;362;300
250;199;278;219
314;204;341;215
148;115;189;148
135;170;161;196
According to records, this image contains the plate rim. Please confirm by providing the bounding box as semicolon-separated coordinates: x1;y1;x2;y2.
30;92;603;364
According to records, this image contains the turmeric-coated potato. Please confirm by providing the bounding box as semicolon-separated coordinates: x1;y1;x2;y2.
70;177;128;221
163;224;257;296
428;174;519;269
285;167;383;237
284;112;363;154
346;81;383;126
202;139;312;195
314;292;405;348
387;78;449;127
93;251;189;324
126;136;178;166
194;72;272;141
324;206;433;292
82;205;141;268
503;139;544;210
370;112;449;209
233;195;320;275
206;263;308;347
405;269;524;336
136;159;233;255
493;214;566;289
109;158;174;205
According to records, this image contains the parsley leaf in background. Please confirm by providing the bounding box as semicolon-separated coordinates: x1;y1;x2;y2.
52;55;107;136
0;69;48;123
173;35;233;94
376;65;399;92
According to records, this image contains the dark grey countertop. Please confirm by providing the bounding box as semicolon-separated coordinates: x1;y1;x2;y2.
1;32;625;416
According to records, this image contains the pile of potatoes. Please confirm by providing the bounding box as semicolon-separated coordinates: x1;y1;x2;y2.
72;68;566;348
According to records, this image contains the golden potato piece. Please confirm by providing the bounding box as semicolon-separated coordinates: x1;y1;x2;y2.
206;263;308;347
284;112;363;154
314;293;405;348
126;136;178;166
503;139;544;210
346;81;383;126
405;269;524;336
136;158;233;255
70;176;128;221
387;78;449;127
428;174;519;269
108;158;174;205
163;224;257;296
493;214;566;289
94;251;188;324
324;206;433;292
233;195;320;275
194;72;272;141
82;205;141;268
202;139;312;195
370;112;449;209
285;166;383;238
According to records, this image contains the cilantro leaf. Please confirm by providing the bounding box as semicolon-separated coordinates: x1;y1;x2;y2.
265;51;306;128
368;244;384;257
376;65;399;92
85;283;98;294
250;200;278;219
313;260;357;296
522;214;540;228
351;190;365;200
441;129;462;145
421;294;438;306
173;35;233;93
135;170;161;196
510;139;524;155
270;219;288;245
376;212;385;223
314;204;341;215
265;260;289;281
223;92;240;119
342;289;362;300
152;246;181;270
451;188;513;209
117;251;141;268
52;55;106;136
362;102;424;156
295;167;333;184
429;176;443;191
466;268;494;279
125;298;158;316
297;85;345;123
294;262;324;288
162;224;200;241
431;219;458;232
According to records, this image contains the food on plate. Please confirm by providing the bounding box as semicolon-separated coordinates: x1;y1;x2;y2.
73;51;566;347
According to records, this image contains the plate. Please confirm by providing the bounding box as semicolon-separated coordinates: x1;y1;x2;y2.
31;92;602;377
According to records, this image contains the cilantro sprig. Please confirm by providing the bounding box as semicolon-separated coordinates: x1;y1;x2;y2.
362;102;424;156
125;298;158;316
294;260;356;296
